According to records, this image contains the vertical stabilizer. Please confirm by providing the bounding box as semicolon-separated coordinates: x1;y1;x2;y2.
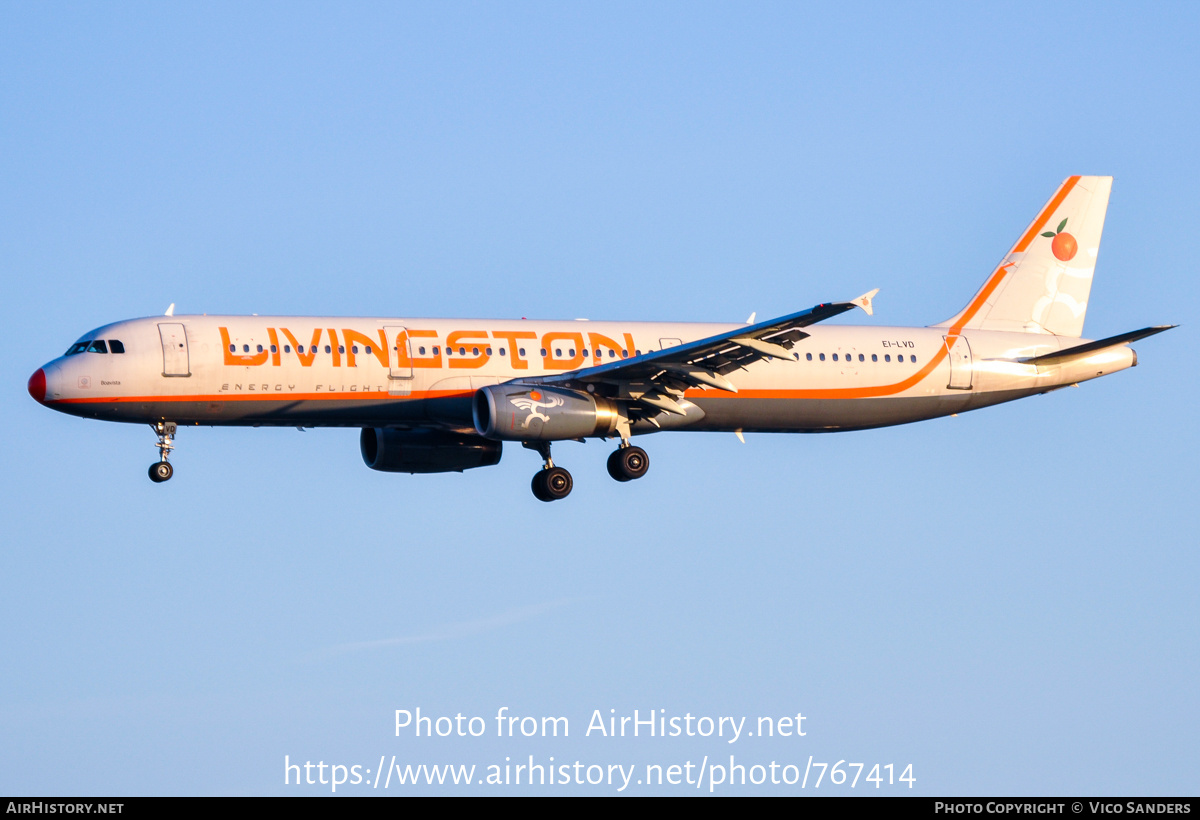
935;176;1112;338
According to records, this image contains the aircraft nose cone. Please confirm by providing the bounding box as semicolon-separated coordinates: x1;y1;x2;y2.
28;368;46;404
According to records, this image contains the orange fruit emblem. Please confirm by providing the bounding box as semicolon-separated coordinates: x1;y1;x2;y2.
1041;218;1078;262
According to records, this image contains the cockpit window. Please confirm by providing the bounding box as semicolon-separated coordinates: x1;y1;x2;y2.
66;342;89;356
86;340;108;354
109;340;125;353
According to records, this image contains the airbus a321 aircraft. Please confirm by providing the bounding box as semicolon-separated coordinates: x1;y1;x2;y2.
28;176;1171;501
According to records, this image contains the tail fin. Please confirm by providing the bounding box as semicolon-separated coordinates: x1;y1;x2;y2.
934;176;1112;338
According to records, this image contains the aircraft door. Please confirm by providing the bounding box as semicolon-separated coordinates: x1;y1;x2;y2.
659;337;682;351
158;323;191;377
944;335;973;390
385;325;413;396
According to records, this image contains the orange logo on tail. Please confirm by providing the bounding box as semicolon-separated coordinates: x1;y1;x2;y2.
1041;218;1078;261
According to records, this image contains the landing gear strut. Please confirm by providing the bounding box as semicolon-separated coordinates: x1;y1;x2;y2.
607;441;649;482
148;421;176;483
524;441;572;502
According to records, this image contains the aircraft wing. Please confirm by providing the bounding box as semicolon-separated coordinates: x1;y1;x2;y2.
521;289;878;417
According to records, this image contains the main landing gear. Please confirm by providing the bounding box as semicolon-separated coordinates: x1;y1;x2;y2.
525;441;573;502
148;421;176;483
524;439;650;501
607;443;649;482
532;466;573;502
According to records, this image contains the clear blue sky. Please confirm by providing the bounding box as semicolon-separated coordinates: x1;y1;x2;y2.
2;1;1196;795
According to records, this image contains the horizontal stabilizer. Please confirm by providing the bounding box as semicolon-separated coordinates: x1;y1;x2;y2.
1021;325;1176;366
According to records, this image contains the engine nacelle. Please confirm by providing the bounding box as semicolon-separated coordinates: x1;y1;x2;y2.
359;428;502;473
473;384;620;441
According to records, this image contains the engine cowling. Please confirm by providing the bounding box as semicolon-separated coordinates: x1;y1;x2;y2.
473;384;620;441
360;428;502;473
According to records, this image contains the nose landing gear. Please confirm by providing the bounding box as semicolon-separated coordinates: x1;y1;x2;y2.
148;422;177;483
149;461;173;482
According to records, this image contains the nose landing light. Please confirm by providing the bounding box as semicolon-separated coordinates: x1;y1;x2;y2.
28;368;46;404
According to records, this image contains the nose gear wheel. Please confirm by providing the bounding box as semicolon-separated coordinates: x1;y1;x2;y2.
149;422;177;483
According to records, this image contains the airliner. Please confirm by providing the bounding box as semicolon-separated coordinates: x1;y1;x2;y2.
27;176;1171;501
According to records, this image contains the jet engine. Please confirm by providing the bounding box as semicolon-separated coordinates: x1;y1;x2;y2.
359;428;502;473
473;384;620;441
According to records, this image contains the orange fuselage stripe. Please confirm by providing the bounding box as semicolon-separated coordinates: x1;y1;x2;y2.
54;389;465;404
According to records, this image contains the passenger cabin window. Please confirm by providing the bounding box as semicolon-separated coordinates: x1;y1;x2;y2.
872;354;878;362
819;353;825;361
87;340;108;354
109;340;125;353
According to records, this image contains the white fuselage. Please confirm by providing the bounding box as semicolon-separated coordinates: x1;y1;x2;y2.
32;314;1135;435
